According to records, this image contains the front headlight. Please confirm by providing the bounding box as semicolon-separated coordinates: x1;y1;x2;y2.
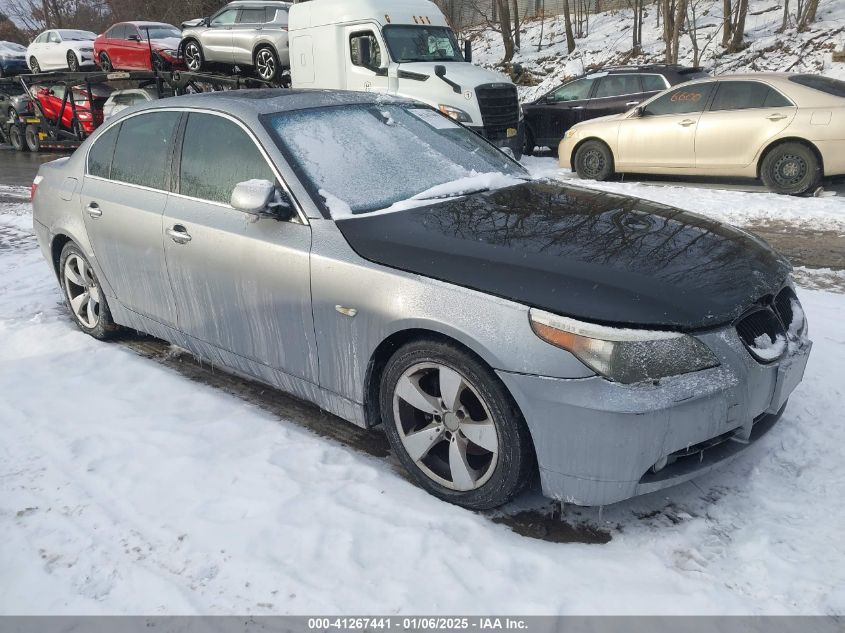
437;104;472;123
161;49;179;57
529;308;719;384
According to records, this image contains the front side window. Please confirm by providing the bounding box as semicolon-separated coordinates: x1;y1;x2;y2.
382;25;462;63
264;104;527;215
710;81;792;111
139;25;180;39
124;26;141;40
87;124;120;179
642;83;715;116
111;111;180;189
211;9;239;26
350;31;382;68
594;74;641;98
641;74;668;92
548;77;595;103
107;24;126;39
238;7;266;23
179;113;275;205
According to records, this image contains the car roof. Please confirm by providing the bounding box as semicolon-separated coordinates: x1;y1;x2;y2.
121;21;177;27
133;88;412;115
226;0;292;5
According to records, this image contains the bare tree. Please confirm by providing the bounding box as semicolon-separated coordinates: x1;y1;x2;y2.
797;0;820;31
663;0;687;63
630;0;645;55
685;0;722;66
562;0;576;53
728;0;748;51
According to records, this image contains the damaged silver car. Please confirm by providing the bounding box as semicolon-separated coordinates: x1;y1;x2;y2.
31;90;812;509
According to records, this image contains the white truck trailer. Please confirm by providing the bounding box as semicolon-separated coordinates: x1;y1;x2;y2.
287;0;523;155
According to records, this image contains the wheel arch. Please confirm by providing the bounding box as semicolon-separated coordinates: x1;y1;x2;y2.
50;232;73;278
252;41;280;65
757;137;824;178
362;327;527;431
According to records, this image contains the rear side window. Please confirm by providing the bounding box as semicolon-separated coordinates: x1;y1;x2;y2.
594;74;641;98
179;113;275;205
267;7;288;23
111;111;180;189
641;74;668;92
643;83;715;116
788;74;845;97
710;81;792;110
238;7;266;23
107;24;126;39
87;124;120;179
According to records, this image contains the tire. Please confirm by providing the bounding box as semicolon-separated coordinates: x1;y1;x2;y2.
523;127;536;156
379;339;535;510
760;142;821;195
9;125;27;152
30;57;40;74
59;242;119;340
254;45;279;82
183;40;203;72
9;106;18;120
574;139;615;181
67;50;79;72
151;52;168;72
24;125;40;152
99;52;113;72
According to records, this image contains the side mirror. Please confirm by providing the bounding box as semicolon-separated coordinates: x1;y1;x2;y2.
635;106;646;117
358;38;372;68
463;40;472;63
231;179;275;215
128;35;141;42
434;64;446;78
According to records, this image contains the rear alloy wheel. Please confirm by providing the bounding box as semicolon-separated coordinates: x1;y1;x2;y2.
59;243;119;339
24;125;40;152
760;142;820;195
183;41;203;72
254;46;279;81
67;50;79;71
9;126;28;151
99;52;113;72
574;139;615;181
30;57;40;74
380;340;535;509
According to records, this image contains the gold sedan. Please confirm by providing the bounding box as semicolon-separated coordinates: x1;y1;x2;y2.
558;73;845;194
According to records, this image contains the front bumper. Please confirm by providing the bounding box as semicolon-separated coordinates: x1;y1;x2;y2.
497;326;811;506
1;58;29;74
558;137;575;169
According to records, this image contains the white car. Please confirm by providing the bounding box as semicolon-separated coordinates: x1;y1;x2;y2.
27;29;97;73
101;87;161;119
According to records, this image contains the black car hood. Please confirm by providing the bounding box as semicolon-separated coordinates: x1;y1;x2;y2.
335;181;791;331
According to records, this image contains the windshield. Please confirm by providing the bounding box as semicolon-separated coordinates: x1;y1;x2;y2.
58;30;96;41
0;42;26;53
382;25;463;63
140;25;181;39
264;103;526;216
789;74;845;97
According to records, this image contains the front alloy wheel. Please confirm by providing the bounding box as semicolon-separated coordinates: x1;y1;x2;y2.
254;46;278;81
380;340;535;509
183;42;202;71
67;51;79;71
99;52;112;72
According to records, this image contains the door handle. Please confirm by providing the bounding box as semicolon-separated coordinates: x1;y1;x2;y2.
571;106;584;110
626;101;640;106
86;202;102;218
767;113;787;121
678;119;695;127
166;225;192;244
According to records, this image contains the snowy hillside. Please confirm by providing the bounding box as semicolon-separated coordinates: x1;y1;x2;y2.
472;0;845;100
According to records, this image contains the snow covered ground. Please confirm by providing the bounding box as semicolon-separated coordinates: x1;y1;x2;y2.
2;178;845;615
472;0;845;101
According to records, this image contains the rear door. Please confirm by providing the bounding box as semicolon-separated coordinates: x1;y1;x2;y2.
617;81;716;170
80;111;182;325
695;80;797;170
203;7;239;63
589;74;644;119
44;31;64;69
526;76;597;147
231;5;266;66
162;111;317;382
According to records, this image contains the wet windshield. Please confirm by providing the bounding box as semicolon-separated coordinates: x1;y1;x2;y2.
382;25;463;63
0;42;26;53
140;25;181;39
58;30;96;41
264;103;526;216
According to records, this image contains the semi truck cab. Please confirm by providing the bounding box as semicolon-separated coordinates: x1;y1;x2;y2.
288;0;523;155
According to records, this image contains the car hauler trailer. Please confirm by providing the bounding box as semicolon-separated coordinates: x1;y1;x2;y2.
1;70;270;152
287;0;524;157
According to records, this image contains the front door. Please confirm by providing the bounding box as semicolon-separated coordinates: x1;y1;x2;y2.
695;80;797;170
80;111;182;325
346;28;389;94
163;111;317;382
204;7;239;64
528;75;597;147
617;82;716;170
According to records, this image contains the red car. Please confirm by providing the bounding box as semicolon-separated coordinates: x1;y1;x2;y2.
94;22;184;71
33;83;113;135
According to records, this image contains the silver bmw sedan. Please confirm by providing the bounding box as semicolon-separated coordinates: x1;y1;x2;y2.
31;89;812;509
